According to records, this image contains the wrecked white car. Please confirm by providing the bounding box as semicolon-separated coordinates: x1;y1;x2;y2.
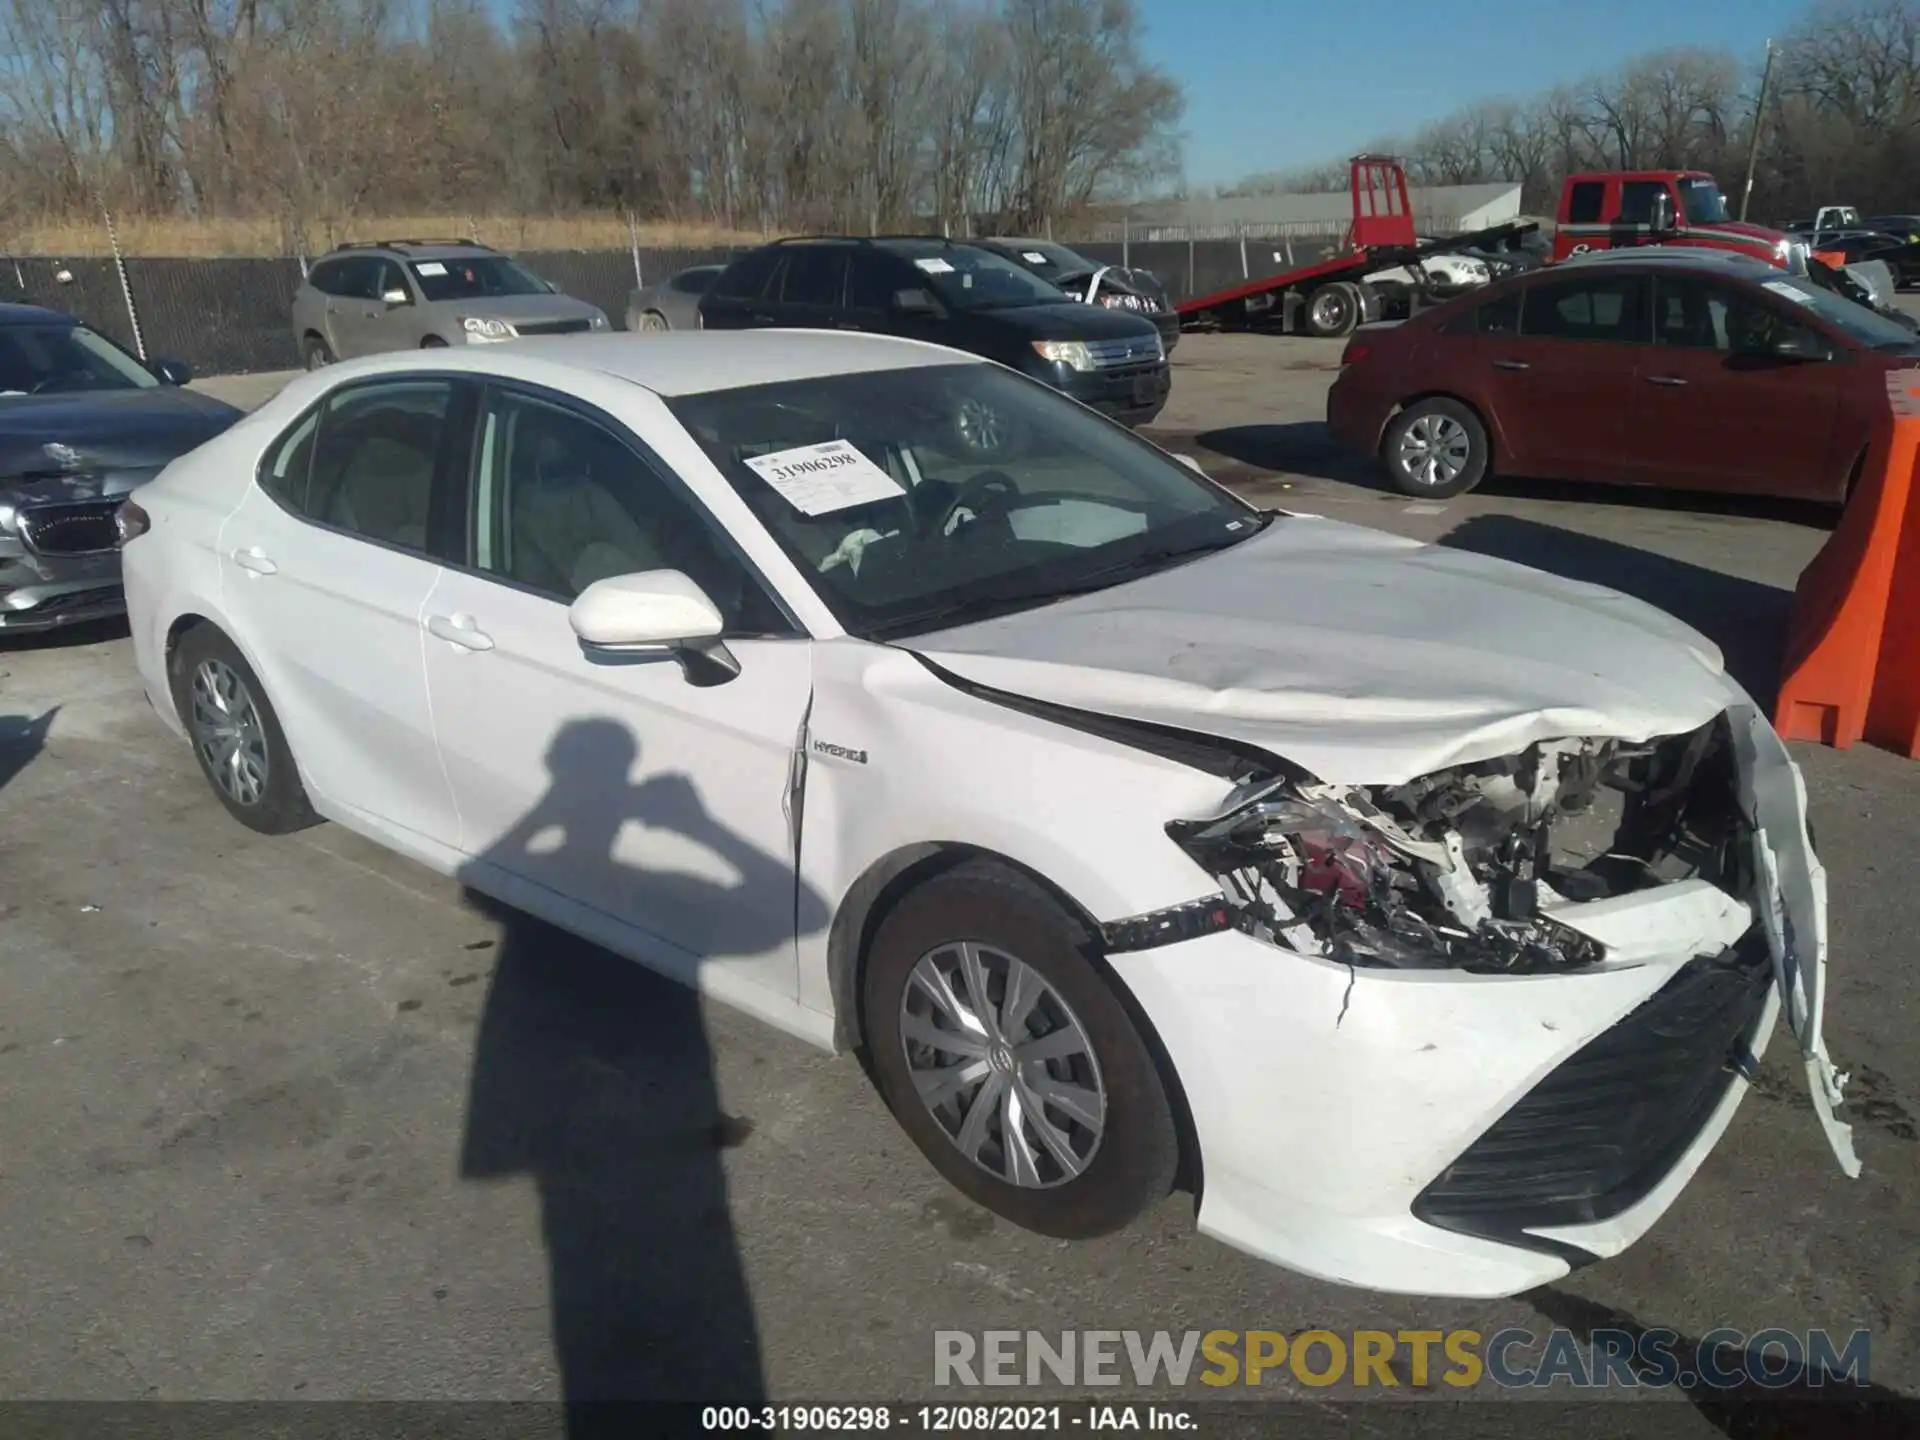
122;332;1857;1301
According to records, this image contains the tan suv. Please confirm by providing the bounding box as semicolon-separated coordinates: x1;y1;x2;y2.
290;240;610;368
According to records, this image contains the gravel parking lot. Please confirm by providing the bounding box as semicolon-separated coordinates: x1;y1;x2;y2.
3;328;1919;1416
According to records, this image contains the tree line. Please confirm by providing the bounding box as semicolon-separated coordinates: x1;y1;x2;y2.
1227;0;1920;225
0;0;1181;247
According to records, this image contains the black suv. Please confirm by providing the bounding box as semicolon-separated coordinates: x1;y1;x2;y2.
698;237;1171;428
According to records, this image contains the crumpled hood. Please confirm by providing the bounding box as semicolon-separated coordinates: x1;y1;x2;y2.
0;387;240;481
457;293;604;326
912;515;1734;785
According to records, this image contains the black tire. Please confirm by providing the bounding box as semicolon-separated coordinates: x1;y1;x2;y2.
421;334;450;348
862;861;1179;1239
169;625;318;835
1303;280;1362;337
1380;396;1489;499
303;335;332;370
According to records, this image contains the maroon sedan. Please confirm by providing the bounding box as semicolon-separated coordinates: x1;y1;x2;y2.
1327;249;1920;501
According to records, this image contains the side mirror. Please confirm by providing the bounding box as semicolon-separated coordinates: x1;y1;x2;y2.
151;358;192;386
1650;192;1678;235
891;287;939;318
381;287;410;307
568;569;739;685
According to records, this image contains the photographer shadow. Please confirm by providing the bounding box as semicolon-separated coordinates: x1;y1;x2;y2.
457;716;828;1425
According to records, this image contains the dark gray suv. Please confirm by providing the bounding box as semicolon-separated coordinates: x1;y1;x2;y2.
290;240;610;368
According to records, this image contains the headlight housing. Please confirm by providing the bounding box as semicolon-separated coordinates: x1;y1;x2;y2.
1032;339;1096;372
590;312;610;330
462;316;514;340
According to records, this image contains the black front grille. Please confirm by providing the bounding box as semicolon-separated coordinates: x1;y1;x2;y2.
1414;928;1774;1249
17;500;120;556
514;318;593;336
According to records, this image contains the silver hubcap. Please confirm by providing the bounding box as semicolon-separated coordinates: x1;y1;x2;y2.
1397;413;1471;487
1312;289;1352;330
900;941;1106;1189
307;346;328;370
955;397;1006;453
640;312;668;332
190;658;269;806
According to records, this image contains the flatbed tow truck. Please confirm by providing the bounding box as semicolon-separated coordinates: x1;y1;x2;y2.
1175;155;1539;338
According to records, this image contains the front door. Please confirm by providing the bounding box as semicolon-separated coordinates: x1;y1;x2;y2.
421;383;813;997
327;257;390;359
216;375;469;859
1483;270;1648;479
1628;274;1846;499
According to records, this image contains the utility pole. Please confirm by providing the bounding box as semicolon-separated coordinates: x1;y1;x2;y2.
1740;39;1776;222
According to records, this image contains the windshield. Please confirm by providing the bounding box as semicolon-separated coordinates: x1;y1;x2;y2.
1678;178;1731;226
890;245;1071;311
409;256;554;302
1762;272;1917;349
668;364;1264;639
999;242;1096;278
0;323;157;397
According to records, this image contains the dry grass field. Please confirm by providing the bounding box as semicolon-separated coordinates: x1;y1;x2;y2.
5;212;765;258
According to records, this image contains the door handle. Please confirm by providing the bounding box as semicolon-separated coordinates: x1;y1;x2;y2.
1644;375;1689;387
425;613;495;652
231;546;277;576
749;312;776;325
1491;359;1530;371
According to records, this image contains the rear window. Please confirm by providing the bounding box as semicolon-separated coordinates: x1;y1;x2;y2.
1522;276;1647;342
1565;182;1604;225
712;250;780;301
1446;287;1520;336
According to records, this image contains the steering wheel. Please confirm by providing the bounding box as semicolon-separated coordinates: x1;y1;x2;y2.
936;470;1020;538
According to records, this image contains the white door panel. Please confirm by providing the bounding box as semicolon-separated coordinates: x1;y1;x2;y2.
421;570;814;999
219;485;459;850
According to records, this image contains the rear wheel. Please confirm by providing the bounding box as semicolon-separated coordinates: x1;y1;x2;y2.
170;626;318;835
1381;397;1488;499
1304;281;1362;337
421;335;449;348
303;335;332;370
638;310;669;333
862;862;1179;1238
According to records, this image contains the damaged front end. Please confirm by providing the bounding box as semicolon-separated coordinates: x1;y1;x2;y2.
1161;717;1749;976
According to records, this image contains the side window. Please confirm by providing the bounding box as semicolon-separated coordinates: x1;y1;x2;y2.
259;406;320;512
846;251;903;312
710;250;779;302
1566;182;1604;225
779;247;847;308
302;380;454;552
1447;286;1520;336
307;260;343;297
333;257;381;300
374;258;411;304
1652;276;1724;349
475;390;791;635
1619;181;1670;226
1522;276;1646;342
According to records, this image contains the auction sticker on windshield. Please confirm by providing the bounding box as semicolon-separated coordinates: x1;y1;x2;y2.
415;261;448;276
915;257;955;275
1763;279;1816;305
743;439;905;516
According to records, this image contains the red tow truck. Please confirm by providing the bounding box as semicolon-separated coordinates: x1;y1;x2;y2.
1550;170;1804;270
1173;156;1539;339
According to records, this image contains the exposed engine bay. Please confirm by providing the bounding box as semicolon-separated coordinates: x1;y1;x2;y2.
1167;716;1750;974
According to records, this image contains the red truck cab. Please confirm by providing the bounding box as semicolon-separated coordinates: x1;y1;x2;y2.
1552;171;1805;271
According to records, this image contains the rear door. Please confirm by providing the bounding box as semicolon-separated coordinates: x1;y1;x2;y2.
698;249;781;330
770;245;850;331
1475;271;1648;479
1627;274;1847;499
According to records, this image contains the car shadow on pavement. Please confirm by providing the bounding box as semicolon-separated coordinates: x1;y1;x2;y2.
1186;423;1384;487
1438;514;1793;709
1528;1286;1915;1436
0;707;55;793
457;716;830;1427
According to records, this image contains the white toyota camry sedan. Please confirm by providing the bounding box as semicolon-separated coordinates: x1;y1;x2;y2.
119;331;1858;1297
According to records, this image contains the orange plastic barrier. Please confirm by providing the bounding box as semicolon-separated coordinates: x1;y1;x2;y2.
1773;368;1920;757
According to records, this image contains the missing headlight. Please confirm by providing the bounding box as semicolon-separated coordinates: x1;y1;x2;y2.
1164;717;1748;974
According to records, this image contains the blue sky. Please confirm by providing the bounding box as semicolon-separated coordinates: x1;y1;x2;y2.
1141;0;1811;188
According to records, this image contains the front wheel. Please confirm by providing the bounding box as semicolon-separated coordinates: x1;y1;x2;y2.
862;862;1180;1238
170;626;318;835
1304;281;1362;337
304;336;333;370
1381;397;1489;499
421;335;450;349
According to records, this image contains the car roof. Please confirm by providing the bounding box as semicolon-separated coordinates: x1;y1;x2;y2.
0;302;74;326
301;329;980;398
318;241;500;263
1560;247;1778;274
